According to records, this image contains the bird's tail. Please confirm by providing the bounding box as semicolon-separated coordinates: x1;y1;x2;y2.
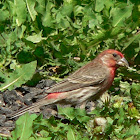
9;96;60;119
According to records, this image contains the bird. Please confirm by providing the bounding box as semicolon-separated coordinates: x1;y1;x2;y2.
10;49;129;119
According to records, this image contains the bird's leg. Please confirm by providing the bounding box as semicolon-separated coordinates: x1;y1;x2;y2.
79;101;87;109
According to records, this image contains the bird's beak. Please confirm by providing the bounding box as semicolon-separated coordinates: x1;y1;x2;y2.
117;57;129;67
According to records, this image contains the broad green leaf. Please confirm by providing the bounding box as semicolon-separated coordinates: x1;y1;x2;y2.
59;18;70;29
111;4;133;27
74;5;84;16
67;128;76;140
104;0;114;10
17;25;26;39
125;125;140;137
123;33;140;50
0;61;37;91
40;130;49;137
131;83;140;112
42;12;53;27
89;108;100;116
89;19;99;29
60;2;73;16
58;106;75;120
11;113;37;140
37;138;52;140
106;117;113;125
82;6;96;27
42;2;54;27
117;108;125;125
95;0;104;12
28;137;36;140
14;0;27;26
35;0;46;14
120;81;131;96
25;0;37;21
26;31;47;43
77;115;90;123
0;9;9;22
74;108;90;123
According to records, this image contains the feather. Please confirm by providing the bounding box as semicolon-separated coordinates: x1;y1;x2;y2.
47;62;108;93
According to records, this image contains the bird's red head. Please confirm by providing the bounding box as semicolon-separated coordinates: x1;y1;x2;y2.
98;49;129;68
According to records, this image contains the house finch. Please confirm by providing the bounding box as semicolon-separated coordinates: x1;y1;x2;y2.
10;49;129;118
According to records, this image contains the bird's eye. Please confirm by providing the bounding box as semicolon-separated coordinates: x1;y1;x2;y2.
112;53;117;57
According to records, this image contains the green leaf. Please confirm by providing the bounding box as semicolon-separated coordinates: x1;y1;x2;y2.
0;9;9;22
67;128;76;140
35;0;46;14
28;137;35;140
42;2;54;27
117;108;125;125
60;2;73;17
0;61;37;91
89;108;100;116
14;0;27;26
58;106;75;120
111;4;133;27
74;5;84;16
120;81;131;96
39;130;49;137
75;109;90;123
123;33;140;50
125;125;140;138
106;117;113;125
17;25;26;39
26;31;47;43
131;83;140;112
11;113;37;140
95;0;105;12
37;138;52;140
25;0;38;21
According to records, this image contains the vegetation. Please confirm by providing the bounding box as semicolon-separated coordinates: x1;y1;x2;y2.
0;0;139;139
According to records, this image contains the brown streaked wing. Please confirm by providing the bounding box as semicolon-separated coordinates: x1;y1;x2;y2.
46;62;108;93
